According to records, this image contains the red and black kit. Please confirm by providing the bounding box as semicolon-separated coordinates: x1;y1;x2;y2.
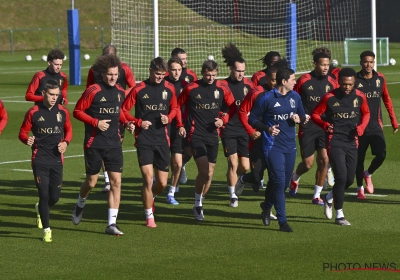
251;69;268;87
295;71;338;158
0;99;7;134
26;67;68;105
312;88;370;210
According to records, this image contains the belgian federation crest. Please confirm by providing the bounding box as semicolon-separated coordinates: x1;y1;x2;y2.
326;85;331;92
162;90;168;100
118;93;121;102
376;79;380;88
214;90;220;99
244;87;248;96
289;98;296;108
185;76;190;83
353;98;359;107
59;79;63;86
56;112;62;122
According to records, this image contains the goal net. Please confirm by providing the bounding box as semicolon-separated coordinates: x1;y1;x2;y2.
111;0;371;81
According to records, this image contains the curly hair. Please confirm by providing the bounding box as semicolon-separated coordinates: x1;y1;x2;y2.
102;45;117;55
221;43;245;67
93;54;121;75
47;49;65;61
312;47;332;59
259;51;281;67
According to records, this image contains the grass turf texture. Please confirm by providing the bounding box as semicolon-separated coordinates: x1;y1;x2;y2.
1;48;400;279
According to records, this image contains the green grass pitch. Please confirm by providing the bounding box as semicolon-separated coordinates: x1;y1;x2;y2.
1;48;400;279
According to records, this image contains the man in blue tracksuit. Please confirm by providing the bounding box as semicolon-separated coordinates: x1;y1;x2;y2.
248;67;306;232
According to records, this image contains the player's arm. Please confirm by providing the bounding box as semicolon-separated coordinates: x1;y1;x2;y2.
86;67;95;88
61;72;68;105
25;72;44;103
0;100;8;134
165;85;178;124
122;63;137;96
380;75;399;131
311;94;331;131
62;107;73;144
19;108;34;144
219;82;237;124
73;86;100;127
121;87;141;126
251;71;262;87
356;92;370;136
248;94;269;132
238;88;259;135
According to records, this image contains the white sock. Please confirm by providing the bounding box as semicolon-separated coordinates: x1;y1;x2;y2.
326;191;333;203
364;170;371;177
313;185;323;199
336;209;344;219
228;186;237;199
108;208;118;226
357;185;364;191
145;208;154;220
168;186;176;196
43;227;51;232
77;195;86;208
104;171;110;184
195;193;202;207
292;173;300;182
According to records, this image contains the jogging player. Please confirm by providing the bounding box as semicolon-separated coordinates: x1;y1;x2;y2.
19;79;72;242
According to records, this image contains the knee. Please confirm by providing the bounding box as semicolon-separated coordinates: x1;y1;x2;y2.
48;196;59;207
376;150;386;161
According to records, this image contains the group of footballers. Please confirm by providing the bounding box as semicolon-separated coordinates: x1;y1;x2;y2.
1;42;397;241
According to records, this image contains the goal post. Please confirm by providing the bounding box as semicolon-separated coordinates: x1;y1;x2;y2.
111;0;372;81
343;37;389;66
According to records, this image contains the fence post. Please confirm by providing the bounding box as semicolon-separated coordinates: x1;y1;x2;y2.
58;28;61;49
10;29;13;54
187;25;190;47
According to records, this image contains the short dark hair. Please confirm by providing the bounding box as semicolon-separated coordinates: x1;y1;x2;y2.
93;54;121;75
266;59;289;77
201;60;218;73
259;51;281;67
102;45;117;55
150;57;168;72
276;67;295;85
338;68;357;79
168;56;183;69
47;49;65;61
360;50;375;60
43;79;59;92
171;48;186;57
312;47;332;59
313;52;330;63
221;43;245;67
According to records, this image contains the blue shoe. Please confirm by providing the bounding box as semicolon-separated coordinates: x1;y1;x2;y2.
166;195;179;205
311;197;324;206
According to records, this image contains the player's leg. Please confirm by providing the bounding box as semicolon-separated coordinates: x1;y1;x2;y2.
312;146;329;205
364;132;386;194
355;134;369;199
72;148;101;225
167;136;183;204
290;133;316;195
222;137;240;207
33;165;50;232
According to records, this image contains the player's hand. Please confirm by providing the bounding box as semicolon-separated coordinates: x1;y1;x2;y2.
269;124;280;136
125;121;135;134
394;128;398;133
178;127;187;138
98;119;111;131
26;136;35;146
215;118;223;128
356;126;364;136
160;113;169;125
303;114;310;124
141;120;152;130
324;123;333;133
250;131;261;140
58;141;68;154
291;114;300;124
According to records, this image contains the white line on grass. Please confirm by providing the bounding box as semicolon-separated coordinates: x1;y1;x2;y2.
11;169;32;172
0;149;137;165
347;192;387;197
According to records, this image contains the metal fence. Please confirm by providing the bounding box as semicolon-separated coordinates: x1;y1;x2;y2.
0;26;111;53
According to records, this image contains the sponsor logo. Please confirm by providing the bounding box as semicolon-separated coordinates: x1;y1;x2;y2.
307;85;314;90
38;116;45;121
273;112;294;120
37;126;62;134
274;102;281;107
143;94;149;99
333;111;357;119
195;103;220;110
307;96;321;102
195;94;201;99
143;104;167;111
365;91;380;98
357;83;363;88
100;97;107;102
333;102;340;106
99;106;120;114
